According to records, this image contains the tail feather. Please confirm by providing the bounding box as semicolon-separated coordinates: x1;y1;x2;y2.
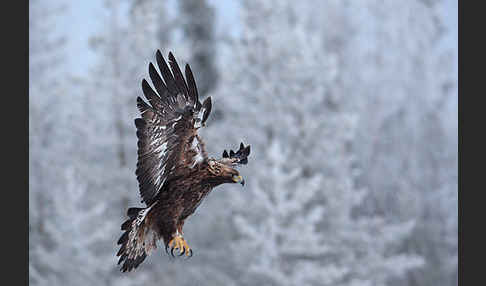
116;205;159;272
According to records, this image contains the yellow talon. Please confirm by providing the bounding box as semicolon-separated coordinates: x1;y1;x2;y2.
181;239;192;256
167;236;192;256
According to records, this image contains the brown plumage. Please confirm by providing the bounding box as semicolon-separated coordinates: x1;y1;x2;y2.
116;50;251;272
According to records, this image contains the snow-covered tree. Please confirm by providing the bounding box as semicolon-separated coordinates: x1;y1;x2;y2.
29;0;67;214
208;1;425;285
339;1;458;285
30;167;115;286
178;0;218;98
29;0;124;284
29;0;70;283
233;142;423;286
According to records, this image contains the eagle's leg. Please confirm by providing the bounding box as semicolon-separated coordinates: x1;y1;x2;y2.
167;224;192;257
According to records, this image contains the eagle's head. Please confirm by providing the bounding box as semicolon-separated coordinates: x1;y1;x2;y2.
207;143;250;187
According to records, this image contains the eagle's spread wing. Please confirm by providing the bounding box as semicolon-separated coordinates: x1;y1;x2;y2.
135;51;212;206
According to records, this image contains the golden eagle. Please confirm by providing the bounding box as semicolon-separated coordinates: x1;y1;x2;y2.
116;51;250;272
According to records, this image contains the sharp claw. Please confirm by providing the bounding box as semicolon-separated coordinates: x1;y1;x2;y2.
167;237;192;258
179;247;186;256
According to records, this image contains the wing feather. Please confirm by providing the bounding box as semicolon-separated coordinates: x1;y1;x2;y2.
148;62;175;112
156;50;179;97
141;79;165;112
168;52;195;107
135;50;210;205
185;64;200;109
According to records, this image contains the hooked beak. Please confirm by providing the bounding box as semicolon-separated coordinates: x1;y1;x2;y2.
232;175;245;186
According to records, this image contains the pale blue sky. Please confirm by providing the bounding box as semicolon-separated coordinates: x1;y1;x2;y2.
59;0;456;79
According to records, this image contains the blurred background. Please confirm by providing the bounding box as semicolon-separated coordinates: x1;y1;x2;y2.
29;0;458;285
